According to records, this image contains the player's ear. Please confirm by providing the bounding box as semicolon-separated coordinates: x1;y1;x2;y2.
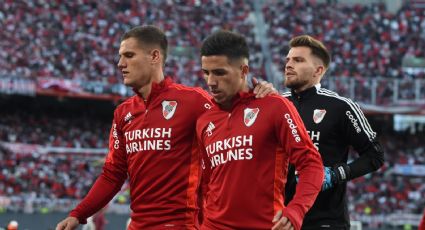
150;49;161;64
241;64;249;79
314;65;325;78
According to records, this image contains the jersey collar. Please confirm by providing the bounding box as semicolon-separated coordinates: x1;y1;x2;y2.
291;84;320;100
213;90;255;111
133;77;173;103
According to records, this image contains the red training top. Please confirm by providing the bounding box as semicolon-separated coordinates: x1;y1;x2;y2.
196;92;323;230
70;78;212;229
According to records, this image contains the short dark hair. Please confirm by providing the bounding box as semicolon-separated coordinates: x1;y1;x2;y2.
289;35;331;69
121;25;168;64
201;30;249;62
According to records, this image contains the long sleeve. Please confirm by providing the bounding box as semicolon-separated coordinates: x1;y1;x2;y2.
341;100;384;179
69;110;128;223
277;98;324;230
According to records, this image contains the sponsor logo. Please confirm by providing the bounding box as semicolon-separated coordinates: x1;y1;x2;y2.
124;128;172;154
204;103;212;109
345;111;361;133
244;108;259;127
284;113;301;143
307;130;321;150
205;135;254;168
313;109;326;124
124;112;134;123
161;100;177;120
112;123;119;149
206;122;215;137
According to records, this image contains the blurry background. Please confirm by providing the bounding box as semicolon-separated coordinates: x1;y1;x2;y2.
1;0;424;229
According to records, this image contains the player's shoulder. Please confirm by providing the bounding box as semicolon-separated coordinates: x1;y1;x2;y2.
115;95;139;111
169;82;211;98
168;83;213;110
316;88;357;109
196;106;217;130
260;94;293;107
111;95;140;125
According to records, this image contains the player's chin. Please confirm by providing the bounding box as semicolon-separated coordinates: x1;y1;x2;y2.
213;96;225;104
123;79;134;87
284;80;296;88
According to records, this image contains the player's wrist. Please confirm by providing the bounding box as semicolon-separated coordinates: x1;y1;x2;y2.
332;163;351;184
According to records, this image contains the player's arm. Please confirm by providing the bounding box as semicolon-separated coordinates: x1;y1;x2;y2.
195;117;214;225
273;98;324;230
328;101;384;185
56;110;128;229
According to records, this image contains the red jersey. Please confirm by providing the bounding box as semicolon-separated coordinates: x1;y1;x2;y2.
196;92;323;230
70;78;212;229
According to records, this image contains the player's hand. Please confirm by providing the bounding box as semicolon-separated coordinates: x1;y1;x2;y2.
272;210;294;230
55;217;79;230
251;77;278;98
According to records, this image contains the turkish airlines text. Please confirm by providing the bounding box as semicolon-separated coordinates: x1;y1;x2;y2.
205;135;253;168
124;128;172;154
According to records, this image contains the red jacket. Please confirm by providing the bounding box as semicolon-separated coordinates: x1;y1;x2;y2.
70;78;212;229
196;92;323;230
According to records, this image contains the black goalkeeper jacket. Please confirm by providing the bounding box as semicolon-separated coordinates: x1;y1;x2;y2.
283;85;384;229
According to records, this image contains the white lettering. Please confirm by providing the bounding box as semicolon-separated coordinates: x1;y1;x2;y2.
345;111;361;133
112;124;119;150
123;128;173;154
284;113;301;143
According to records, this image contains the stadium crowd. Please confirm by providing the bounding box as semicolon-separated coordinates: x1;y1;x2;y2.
2;1;424;89
348;133;425;216
0;0;263;88
0;111;109;149
264;1;425;79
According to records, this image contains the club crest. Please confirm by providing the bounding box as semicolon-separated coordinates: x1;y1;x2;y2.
313;109;326;124
244;108;259;127
162;100;177;120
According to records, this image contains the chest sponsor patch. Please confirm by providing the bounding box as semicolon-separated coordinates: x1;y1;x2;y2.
161;100;177;120
313;109;326;124
244;108;259;127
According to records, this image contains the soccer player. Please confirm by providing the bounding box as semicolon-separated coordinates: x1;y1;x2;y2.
196;30;324;230
56;25;275;230
282;35;384;230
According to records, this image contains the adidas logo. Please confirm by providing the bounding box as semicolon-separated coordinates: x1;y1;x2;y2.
206;122;215;137
124;112;134;123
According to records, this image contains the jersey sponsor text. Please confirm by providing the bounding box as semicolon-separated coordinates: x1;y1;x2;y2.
345;111;361;133
284;113;301;143
205;135;253;168
307;130;321;150
124;128;172;154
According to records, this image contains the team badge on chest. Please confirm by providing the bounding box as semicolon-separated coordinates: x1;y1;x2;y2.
162;100;177;120
313;109;326;124
244;108;259;127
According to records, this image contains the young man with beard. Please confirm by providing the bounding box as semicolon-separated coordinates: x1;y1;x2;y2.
196;30;323;230
282;35;384;230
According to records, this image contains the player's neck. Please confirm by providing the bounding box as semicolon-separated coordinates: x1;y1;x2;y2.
137;72;165;100
294;81;318;94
